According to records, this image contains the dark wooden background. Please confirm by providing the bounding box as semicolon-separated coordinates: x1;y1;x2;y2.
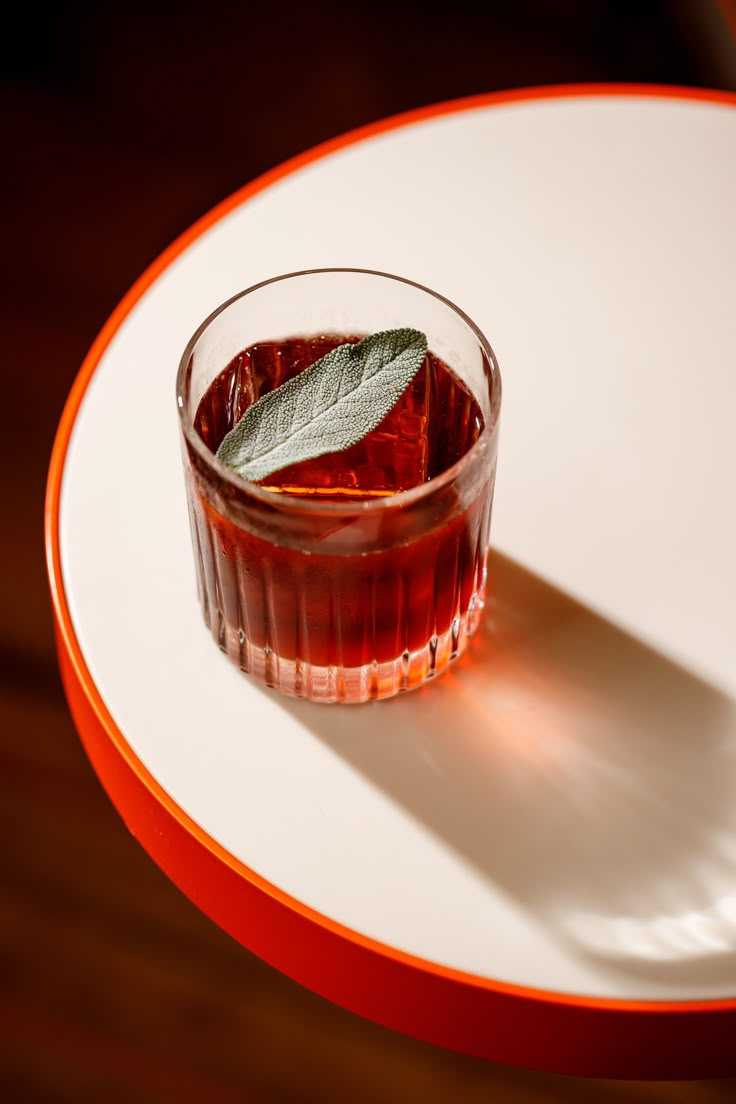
3;2;735;1100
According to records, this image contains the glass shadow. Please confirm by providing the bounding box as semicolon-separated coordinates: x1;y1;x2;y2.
269;551;736;989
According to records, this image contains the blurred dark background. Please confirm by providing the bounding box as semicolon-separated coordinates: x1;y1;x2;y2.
2;1;735;1101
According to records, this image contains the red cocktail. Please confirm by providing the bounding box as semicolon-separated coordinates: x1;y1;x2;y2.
178;270;501;702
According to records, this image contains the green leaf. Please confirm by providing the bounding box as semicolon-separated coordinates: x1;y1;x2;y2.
215;329;428;482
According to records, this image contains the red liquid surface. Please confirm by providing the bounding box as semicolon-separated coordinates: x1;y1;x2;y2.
190;336;492;692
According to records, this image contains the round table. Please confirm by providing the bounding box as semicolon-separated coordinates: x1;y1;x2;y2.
46;85;736;1079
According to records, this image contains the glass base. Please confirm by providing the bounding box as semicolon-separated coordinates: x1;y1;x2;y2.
206;589;486;704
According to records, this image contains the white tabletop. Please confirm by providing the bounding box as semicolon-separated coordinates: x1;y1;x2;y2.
60;90;736;1002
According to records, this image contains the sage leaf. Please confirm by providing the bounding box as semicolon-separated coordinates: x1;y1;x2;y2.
215;329;428;482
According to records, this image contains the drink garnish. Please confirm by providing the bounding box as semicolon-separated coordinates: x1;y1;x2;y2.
215;328;428;482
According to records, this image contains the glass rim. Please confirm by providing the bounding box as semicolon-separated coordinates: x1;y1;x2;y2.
176;267;502;516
